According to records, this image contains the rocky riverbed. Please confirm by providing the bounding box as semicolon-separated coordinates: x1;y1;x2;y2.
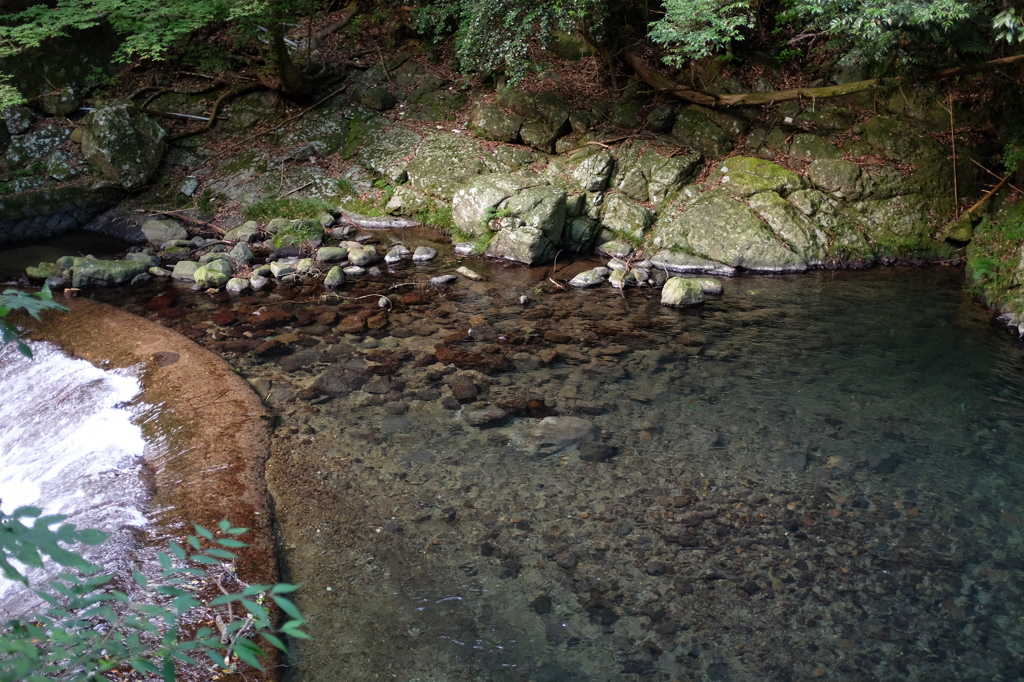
79;244;1024;682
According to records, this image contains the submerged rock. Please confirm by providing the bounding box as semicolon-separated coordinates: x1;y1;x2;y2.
524;416;600;457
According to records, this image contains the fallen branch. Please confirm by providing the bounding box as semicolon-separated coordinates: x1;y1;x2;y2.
138;209;227;235
964;173;1014;217
627;51;1024;109
338;209;420;229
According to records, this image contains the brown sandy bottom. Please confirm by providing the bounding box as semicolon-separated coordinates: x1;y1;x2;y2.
91;261;1024;682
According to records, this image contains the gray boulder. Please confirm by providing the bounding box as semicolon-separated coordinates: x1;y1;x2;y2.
194;264;230;289
485;186;567;265
671;108;732;157
600;194;654;242
571;150;614;192
226;277;250;294
469;102;523;142
81;102;167;189
451;173;542;237
3;105;33;134
224;221;260;242
171;261;201;281
717;157;803;198
6;124;69;168
653;188;809;272
524;416;600;457
141;218;187;246
229;242;253;264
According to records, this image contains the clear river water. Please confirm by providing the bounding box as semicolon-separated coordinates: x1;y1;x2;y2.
6;238;1024;681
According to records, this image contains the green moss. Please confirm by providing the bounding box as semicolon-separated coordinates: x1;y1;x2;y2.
269;219;324;248
966;200;1024;312
244;196;335;221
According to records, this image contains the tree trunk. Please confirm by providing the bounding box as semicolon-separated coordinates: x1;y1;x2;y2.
261;20;313;98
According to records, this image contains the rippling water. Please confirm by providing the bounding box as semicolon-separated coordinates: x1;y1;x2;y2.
0;341;156;616
86;252;1024;681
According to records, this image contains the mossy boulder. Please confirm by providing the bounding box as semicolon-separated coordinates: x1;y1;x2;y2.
746;191;828;265
452;174;543;237
653;188;809;272
600;194;654;242
661;277;705;307
718;157;803;198
788;133;842;161
405;133;491;199
6;125;70;168
671;108;732;157
572;150;615;192
194;264;231;288
70;257;146;287
808;158;863;200
81;102;166;189
469;102;523;143
485;186;566;264
141;218;187;246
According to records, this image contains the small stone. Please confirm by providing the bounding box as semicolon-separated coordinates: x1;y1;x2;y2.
270;260;296;278
456;266;484;281
454;242;476;256
569;269;607;288
224;221;260;242
645;560;667;576
555;552;578;569
324;266;345;289
464;404;509;427
229;242;253;264
579;442;617;462
449;375;478;401
385;245;410;264
343;266;366;277
430;274;458;286
149;266;172;278
661;277;705;307
597;240;633;259
412;246;437;262
171;260;201;281
250;273;269;291
226;277;250;294
316;246;349;263
296;258;314;273
180;176;199;197
348;246;379;266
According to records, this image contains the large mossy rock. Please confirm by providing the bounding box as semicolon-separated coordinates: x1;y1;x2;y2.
81;102;166;190
746;191;828;265
451;174;544;237
495;89;571;153
808;158;863;199
70;257;146;287
405;133;492;199
485;186;566;264
600;193;654;241
5;125;70;168
652;188;810;272
671;108;732;157
718;157;803;198
469;102;523;143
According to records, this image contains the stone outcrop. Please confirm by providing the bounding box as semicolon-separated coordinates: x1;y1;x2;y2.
81;101;167;190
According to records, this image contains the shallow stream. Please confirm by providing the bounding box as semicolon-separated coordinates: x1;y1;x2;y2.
13;232;1024;681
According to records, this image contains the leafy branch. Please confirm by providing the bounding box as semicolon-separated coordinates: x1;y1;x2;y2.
0;286;68;359
0;511;306;681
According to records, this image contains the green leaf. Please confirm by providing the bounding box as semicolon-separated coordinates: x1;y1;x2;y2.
128;657;161;675
270;583;299;594
260;632;288;652
272;595;303;621
231;638;265;671
194;524;214;541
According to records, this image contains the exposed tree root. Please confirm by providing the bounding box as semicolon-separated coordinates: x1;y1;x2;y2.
310;2;358;51
170;82;265;141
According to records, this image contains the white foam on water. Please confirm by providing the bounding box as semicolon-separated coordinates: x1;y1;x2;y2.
0;340;156;612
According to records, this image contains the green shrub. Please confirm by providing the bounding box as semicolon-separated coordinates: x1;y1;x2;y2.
0;510;306;681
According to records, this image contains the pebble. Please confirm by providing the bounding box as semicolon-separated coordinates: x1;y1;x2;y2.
456;266;484;281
